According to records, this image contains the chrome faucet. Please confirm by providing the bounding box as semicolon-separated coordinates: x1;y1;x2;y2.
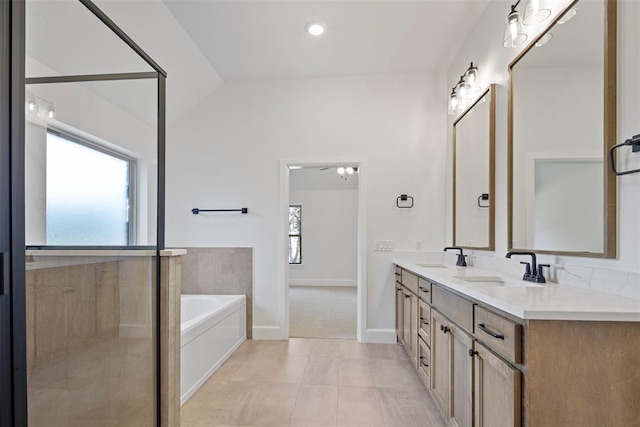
444;247;467;267
505;251;549;283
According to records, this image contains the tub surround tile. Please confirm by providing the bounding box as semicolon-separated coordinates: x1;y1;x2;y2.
180;248;253;339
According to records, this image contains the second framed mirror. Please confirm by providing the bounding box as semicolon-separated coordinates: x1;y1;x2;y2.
453;84;496;250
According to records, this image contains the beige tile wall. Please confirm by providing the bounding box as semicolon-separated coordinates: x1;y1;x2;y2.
180;247;253;338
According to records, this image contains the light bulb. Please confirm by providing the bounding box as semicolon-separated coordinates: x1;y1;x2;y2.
306;22;326;36
47;105;55;119
346;167;354;175
337;167;345;175
503;9;527;48
448;89;459;116
27;99;36;111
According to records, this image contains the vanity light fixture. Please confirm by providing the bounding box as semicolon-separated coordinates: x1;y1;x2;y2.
336;166;358;180
503;1;527;48
25;93;55;121
448;63;482;116
558;6;577;24
306;22;326;36
523;0;551;26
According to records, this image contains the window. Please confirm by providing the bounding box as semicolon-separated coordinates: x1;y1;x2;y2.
46;130;135;245
289;205;302;264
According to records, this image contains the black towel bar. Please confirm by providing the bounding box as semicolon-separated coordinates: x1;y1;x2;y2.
192;208;248;215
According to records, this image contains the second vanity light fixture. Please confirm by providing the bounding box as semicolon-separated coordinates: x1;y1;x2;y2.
448;62;481;116
503;0;576;49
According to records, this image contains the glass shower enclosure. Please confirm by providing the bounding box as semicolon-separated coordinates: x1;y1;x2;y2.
21;0;166;425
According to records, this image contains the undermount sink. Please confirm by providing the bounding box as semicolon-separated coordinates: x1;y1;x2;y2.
453;275;543;288
415;263;447;268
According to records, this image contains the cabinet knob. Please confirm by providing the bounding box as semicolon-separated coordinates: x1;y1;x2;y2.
419;287;429;293
404;294;411;299
440;325;450;333
468;349;479;357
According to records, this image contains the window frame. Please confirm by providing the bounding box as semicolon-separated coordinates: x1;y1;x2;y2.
45;128;137;245
288;204;302;265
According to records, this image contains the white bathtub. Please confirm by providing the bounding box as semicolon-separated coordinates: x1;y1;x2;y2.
180;294;246;405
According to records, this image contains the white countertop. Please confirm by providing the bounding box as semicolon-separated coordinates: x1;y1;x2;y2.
394;260;640;322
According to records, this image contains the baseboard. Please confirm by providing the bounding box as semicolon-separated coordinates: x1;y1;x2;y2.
364;328;397;344
290;279;357;287
252;326;286;340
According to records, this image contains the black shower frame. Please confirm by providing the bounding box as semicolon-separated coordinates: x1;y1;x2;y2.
4;0;167;425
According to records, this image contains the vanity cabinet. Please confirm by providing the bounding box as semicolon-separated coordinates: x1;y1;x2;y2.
473;341;521;427
395;263;640;426
395;267;418;367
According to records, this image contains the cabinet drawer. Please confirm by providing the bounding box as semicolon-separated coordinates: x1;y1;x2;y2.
417;278;431;303
417;336;430;389
401;270;419;295
418;299;431;344
432;285;474;333
474;306;522;364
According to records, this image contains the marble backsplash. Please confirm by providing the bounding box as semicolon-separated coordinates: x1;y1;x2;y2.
394;251;640;301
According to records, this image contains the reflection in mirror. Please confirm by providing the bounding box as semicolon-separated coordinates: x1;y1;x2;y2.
509;0;616;257
453;85;495;250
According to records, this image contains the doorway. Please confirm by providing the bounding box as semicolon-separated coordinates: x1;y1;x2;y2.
280;159;367;342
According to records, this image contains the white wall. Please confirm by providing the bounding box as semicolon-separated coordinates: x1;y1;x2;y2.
289;189;358;286
166;72;447;340
446;1;640;283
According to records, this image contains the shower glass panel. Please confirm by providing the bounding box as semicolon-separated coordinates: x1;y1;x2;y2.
25;78;158;247
24;0;164;425
25;253;157;426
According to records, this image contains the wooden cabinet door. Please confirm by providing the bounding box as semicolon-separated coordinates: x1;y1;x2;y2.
403;291;412;350
450;323;473;427
474;341;521;427
396;286;404;344
410;293;419;364
431;309;451;416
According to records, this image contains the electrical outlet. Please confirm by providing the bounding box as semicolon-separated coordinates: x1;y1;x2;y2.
415;240;422;250
374;240;393;252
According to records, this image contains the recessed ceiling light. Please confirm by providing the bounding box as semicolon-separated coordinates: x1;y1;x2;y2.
306;22;326;36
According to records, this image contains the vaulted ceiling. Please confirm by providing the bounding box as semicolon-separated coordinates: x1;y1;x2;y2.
164;0;491;82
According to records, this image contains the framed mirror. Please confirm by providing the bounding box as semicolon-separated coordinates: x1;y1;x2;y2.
453;84;496;250
508;0;617;258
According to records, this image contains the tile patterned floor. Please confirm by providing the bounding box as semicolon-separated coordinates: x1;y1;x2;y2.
180;338;446;427
289;286;357;339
